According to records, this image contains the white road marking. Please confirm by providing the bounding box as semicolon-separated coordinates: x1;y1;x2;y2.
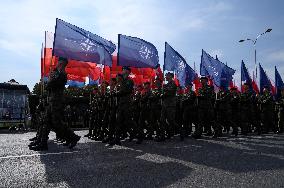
0;151;79;159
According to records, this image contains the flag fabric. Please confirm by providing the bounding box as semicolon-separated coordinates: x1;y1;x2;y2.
164;42;184;71
67;74;86;82
241;60;252;84
89;77;99;86
241;60;259;93
177;63;197;87
67;80;85;87
259;63;273;94
275;66;284;97
43;31;57;76
41;42;43;77
200;49;235;88
164;42;197;87
118;34;159;68
53;18;116;66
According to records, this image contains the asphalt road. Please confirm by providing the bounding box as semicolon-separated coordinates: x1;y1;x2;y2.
0;130;284;188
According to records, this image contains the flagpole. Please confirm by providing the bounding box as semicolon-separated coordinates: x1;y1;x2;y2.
41;43;44;97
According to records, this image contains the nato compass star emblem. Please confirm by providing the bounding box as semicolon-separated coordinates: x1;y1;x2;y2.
139;45;153;60
80;34;97;56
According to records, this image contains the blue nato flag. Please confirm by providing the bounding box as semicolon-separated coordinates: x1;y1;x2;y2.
200;49;235;88
53;18;116;66
259;63;273;94
164;42;196;87
117;34;159;68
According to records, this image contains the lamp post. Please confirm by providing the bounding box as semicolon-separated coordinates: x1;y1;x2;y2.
239;28;272;78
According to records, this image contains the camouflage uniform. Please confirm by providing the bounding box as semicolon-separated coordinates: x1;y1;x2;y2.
111;76;140;145
41;68;79;146
181;89;196;138
239;91;253;135
259;92;275;133
229;90;240;136
215;90;231;135
160;80;177;139
149;88;162;141
89;92;99;138
276;96;284;133
193;84;215;138
139;89;151;139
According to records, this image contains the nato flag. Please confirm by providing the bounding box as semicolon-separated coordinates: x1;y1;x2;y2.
118;34;159;68
201;49;235;87
177;63;197;87
53;18;116;66
275;66;284;99
164;42;186;71
259;63;273;94
67;80;85;88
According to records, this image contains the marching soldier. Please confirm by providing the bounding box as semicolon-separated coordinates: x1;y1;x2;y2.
215;87;231;136
29;57;80;151
109;67;141;145
103;78;118;143
276;88;284;134
192;77;215;139
88;86;99;139
160;72;178;140
149;78;163;141
239;83;253;135
229;87;240;136
259;86;275;133
180;83;196;140
139;82;151;140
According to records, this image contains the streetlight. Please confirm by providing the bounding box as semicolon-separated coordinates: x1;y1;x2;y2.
239;28;272;78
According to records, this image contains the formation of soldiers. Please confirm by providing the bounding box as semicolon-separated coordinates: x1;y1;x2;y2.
83;66;284;146
28;64;284;150
28;58;81;151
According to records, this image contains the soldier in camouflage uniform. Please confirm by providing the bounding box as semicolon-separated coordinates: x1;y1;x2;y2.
132;85;143;129
259;86;275;133
192;77;215;139
102;78;118;143
175;86;184;135
138;82;151;140
149;78;163;141
160;72;178;140
229;87;240;136
239;83;253;135
28;98;46;146
109;67;141;145
180;83;196;140
96;81;109;141
29;57;80;151
276;88;284;134
215;87;230;137
88;86;99;139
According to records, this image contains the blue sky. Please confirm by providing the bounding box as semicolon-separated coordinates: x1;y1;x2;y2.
0;0;284;90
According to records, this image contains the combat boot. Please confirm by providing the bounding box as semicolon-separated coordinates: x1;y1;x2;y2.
29;143;48;151
29;137;37;141
69;135;81;149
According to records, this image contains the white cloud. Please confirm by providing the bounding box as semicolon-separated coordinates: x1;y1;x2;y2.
210;49;224;59
267;49;284;62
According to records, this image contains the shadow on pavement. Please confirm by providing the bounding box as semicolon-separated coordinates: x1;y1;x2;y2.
35;133;284;187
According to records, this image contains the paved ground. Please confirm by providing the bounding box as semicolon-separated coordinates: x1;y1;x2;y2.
0;130;284;188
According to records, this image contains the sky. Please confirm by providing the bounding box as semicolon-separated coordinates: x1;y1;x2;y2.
0;0;284;90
